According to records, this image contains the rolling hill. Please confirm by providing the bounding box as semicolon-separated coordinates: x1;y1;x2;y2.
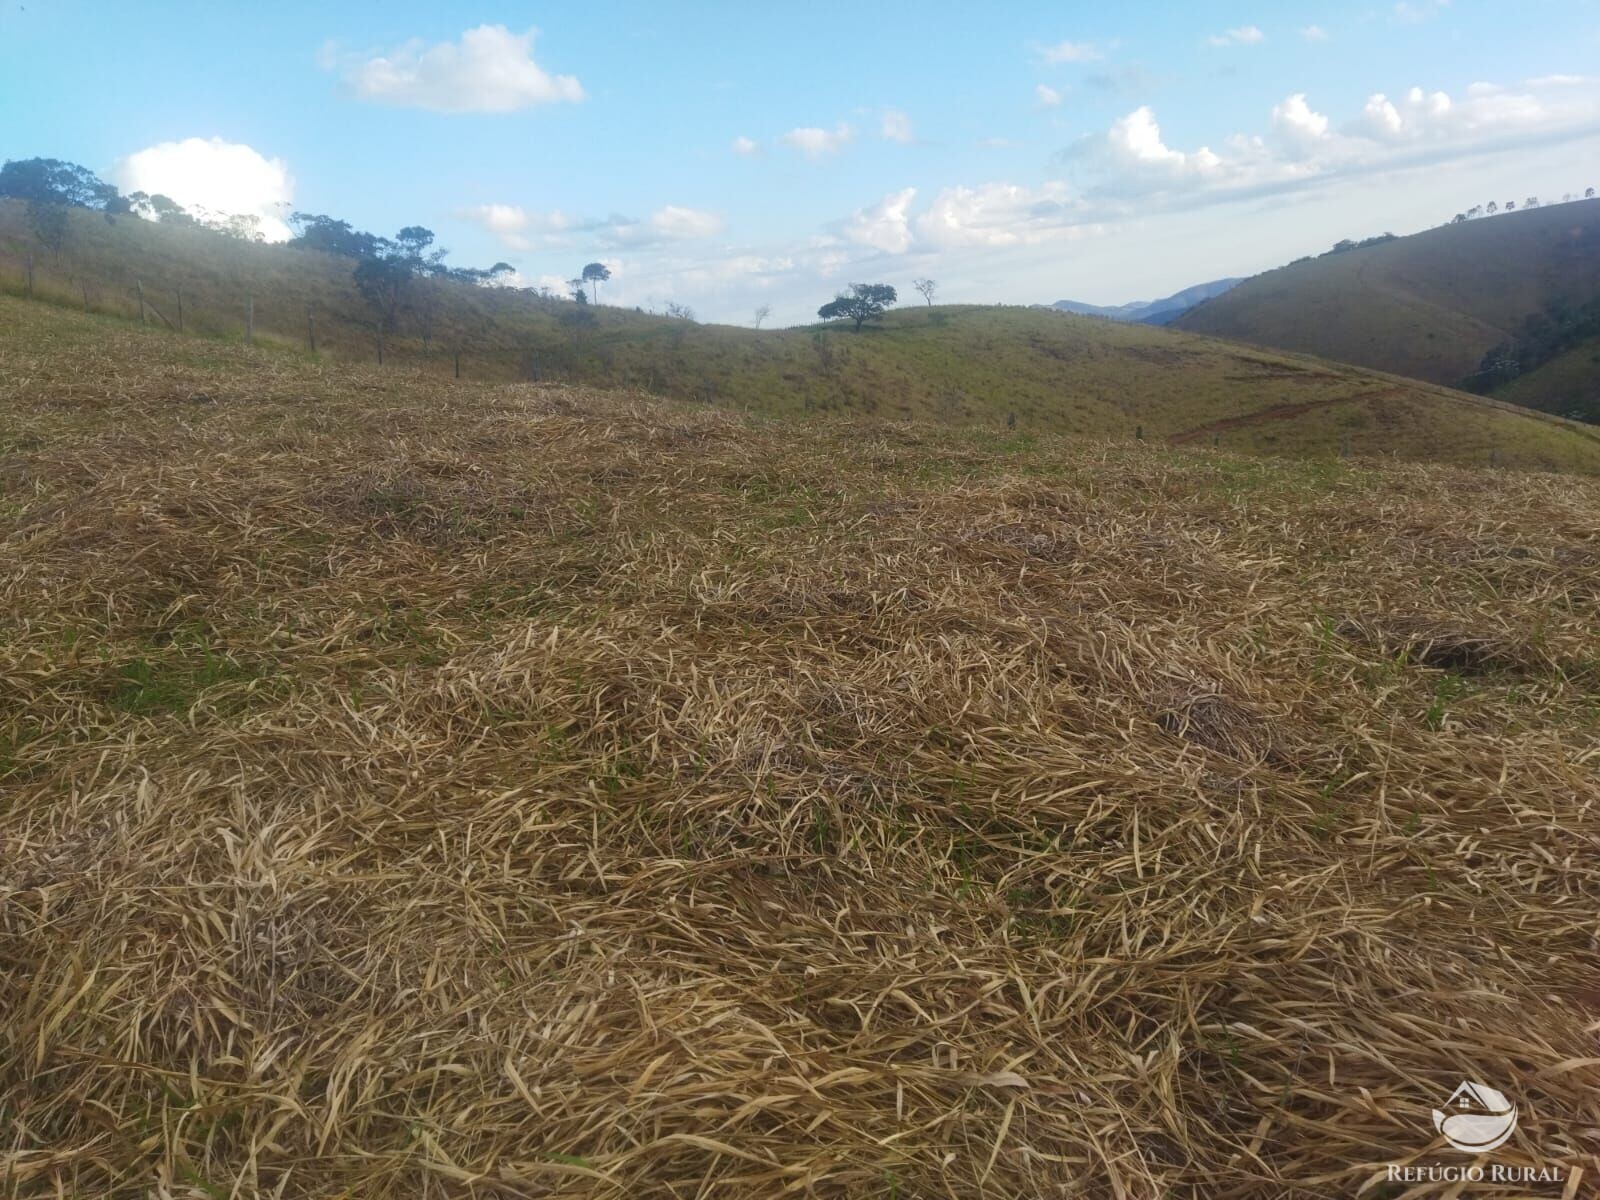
1176;200;1600;411
5;200;1600;470
3;296;1598;1197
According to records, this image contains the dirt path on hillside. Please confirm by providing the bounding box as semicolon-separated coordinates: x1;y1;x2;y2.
1167;391;1388;443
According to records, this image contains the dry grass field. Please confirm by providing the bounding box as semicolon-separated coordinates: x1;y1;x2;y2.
3;297;1599;1197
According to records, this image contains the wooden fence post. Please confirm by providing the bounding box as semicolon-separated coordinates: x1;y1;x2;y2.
81;280;89;312
136;279;147;324
176;288;184;333
25;253;34;299
454;350;461;379
1340;432;1352;458
1135;424;1144;442
377;327;384;365
246;295;254;345
307;310;316;354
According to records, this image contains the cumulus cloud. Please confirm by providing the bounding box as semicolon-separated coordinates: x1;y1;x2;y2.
648;205;724;240
916;180;1092;248
780;123;855;159
333;25;583;113
1301;25;1330;41
880;109;915;143
1208;26;1265;47
111;137;294;241
1270;93;1332;152
1036;84;1063;108
1106;106;1223;178
1037;39;1102;64
1069;76;1600;211
843;188;917;253
731;135;760;156
459;202;722;250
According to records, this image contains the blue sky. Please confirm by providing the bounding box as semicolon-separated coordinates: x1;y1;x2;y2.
3;0;1599;324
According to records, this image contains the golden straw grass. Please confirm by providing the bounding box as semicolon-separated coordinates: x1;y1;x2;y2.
2;299;1598;1197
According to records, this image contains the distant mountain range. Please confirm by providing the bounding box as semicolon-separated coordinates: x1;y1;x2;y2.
1042;277;1245;326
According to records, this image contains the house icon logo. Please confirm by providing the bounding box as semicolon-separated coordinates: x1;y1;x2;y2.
1432;1081;1518;1153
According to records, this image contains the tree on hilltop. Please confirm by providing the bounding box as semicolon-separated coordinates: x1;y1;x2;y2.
581;262;611;303
353;225;450;333
0;157;114;209
289;212;382;258
0;157;123;260
913;277;938;306
818;283;897;332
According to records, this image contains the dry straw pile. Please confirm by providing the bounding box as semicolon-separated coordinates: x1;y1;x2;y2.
2;302;1598;1197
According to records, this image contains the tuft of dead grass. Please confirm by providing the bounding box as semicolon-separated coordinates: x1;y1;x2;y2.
2;299;1599;1198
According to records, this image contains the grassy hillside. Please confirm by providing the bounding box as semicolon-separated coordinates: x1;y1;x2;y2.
1494;332;1600;423
6;199;1600;469
3;297;1598;1198
1176;200;1600;394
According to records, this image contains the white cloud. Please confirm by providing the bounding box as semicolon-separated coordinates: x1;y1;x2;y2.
1208;26;1265;47
459;203;722;250
111;138;294;241
1270;93;1331;150
1527;74;1590;88
843;187;917;253
1073;76;1600;212
916;180;1091;248
335;25;583;113
881;109;915;143
1301;25;1330;41
1036;84;1063;108
1107;106;1223;177
1038;39;1102;64
1358;93;1406;138
780;123;855;159
648;205;724;240
731;135;760;156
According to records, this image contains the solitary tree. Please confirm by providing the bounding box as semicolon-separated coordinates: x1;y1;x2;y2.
1486;201;1498;214
912;277;938;306
1587;187;1596;199
818;283;897;332
1505;200;1516;211
582;261;611;303
753;304;772;328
